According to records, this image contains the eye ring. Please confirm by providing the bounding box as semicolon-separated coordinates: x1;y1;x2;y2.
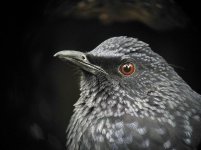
119;63;135;76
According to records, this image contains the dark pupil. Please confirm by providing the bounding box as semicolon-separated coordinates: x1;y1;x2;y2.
123;64;131;72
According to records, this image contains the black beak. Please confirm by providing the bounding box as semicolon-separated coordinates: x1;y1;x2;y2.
54;50;107;75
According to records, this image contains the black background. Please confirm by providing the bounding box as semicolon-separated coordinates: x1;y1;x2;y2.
5;0;201;150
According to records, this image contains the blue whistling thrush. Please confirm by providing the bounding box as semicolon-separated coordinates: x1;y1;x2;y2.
54;36;201;150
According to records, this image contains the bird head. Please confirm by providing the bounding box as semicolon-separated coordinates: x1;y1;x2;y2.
54;36;176;117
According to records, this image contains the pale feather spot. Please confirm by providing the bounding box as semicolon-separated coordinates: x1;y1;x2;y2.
184;138;191;145
138;127;147;135
193;115;200;121
164;140;171;149
142;139;150;148
155;128;165;135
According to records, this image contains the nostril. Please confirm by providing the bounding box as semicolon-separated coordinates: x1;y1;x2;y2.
82;56;86;60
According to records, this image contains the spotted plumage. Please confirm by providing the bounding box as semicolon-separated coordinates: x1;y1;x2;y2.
54;36;201;150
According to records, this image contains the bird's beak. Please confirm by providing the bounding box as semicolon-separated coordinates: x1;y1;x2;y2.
54;50;108;75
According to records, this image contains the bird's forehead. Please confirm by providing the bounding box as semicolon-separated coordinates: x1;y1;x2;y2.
88;36;149;57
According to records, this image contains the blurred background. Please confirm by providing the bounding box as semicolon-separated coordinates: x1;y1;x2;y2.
5;0;201;150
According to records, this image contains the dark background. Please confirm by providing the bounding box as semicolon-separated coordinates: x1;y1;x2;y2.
5;0;201;150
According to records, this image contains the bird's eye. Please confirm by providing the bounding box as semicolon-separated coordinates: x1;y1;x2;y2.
119;63;135;76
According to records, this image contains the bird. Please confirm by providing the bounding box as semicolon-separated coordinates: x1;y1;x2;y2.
54;36;201;150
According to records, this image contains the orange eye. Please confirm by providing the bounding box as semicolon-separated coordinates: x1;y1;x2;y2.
119;63;135;76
